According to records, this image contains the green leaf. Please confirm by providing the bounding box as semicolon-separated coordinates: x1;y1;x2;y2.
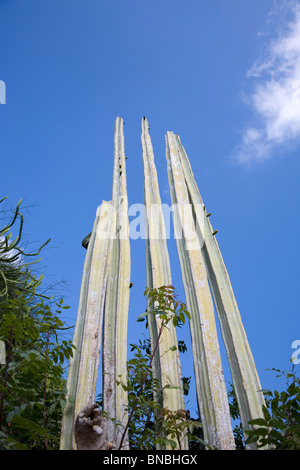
168;439;177;449
59;398;67;409
248;418;267;427
254;428;268;437
271;395;279;415
262;405;271;421
137;312;149;322
269;417;285;430
269;429;284;441
245;434;259;445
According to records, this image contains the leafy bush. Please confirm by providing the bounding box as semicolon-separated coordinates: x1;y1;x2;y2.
244;368;300;450
0;198;74;449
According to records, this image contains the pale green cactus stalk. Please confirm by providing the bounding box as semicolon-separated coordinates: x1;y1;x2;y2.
102;116;131;449
169;133;266;447
60;201;115;450
60;117;131;450
165;131;235;450
141;118;188;450
74;202;115;416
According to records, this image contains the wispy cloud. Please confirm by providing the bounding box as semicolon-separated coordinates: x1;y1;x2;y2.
233;1;300;164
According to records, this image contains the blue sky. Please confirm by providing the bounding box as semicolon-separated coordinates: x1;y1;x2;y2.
1;0;300;417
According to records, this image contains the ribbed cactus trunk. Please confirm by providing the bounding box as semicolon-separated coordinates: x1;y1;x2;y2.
141;118;188;450
167;133;265;448
60;201;115;450
165;132;235;450
60;117;130;450
102;116;131;449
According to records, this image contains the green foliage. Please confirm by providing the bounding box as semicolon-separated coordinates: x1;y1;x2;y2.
140;285;191;329
244;368;300;450
122;338;160;450
155;408;202;450
117;285;202;450
0;198;74;450
122;338;203;450
227;368;300;450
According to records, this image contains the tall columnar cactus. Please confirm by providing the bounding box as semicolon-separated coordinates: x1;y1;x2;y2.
170;133;266;447
60;201;115;450
165;131;236;450
102;116;131;449
141;118;188;450
60;117;130;450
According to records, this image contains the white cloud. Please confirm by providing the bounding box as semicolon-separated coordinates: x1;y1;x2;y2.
233;1;300;164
